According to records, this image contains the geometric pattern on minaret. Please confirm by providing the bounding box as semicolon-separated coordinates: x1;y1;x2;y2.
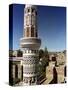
20;4;41;85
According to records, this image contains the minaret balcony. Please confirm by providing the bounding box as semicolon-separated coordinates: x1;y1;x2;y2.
20;37;41;49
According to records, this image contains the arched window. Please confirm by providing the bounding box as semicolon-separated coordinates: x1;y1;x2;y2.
32;8;34;13
25;7;30;13
31;15;35;25
36;31;38;37
36;11;37;15
26;27;30;37
27;8;30;12
31;27;34;37
26;15;29;25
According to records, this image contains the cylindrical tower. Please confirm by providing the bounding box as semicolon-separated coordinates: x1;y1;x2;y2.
20;4;41;85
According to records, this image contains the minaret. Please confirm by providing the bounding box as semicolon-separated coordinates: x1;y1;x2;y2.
20;4;41;85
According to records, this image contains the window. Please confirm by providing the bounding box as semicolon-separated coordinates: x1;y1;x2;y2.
32;9;34;13
31;15;35;25
31;27;34;37
15;65;18;78
21;66;23;80
26;27;30;37
36;11;37;15
26;15;29;25
27;8;30;12
32;77;35;83
36;31;38;37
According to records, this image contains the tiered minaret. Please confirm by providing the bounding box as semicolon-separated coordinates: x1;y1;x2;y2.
20;4;41;85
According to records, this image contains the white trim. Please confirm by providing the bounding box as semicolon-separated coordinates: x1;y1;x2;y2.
23;53;39;56
23;73;37;77
23;64;36;67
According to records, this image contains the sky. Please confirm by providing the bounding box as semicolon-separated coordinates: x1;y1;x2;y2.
9;4;66;52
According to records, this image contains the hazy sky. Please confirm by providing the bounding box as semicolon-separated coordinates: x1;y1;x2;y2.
10;4;66;51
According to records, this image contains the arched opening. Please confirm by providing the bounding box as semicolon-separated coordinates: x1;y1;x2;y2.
25;27;30;37
31;27;34;37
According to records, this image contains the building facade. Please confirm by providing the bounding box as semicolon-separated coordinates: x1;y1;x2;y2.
9;57;23;85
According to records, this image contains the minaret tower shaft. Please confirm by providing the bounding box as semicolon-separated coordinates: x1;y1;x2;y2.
24;5;38;38
20;4;41;85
